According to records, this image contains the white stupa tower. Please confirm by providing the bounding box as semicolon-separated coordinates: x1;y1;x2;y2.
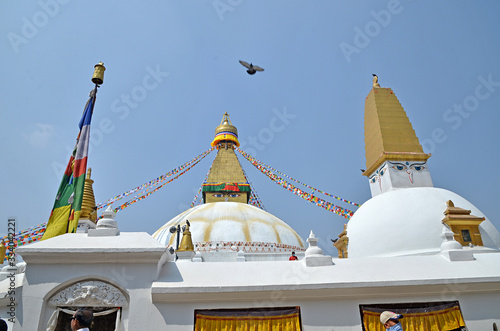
346;76;500;258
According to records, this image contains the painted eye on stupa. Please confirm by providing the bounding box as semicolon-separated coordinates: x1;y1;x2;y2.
380;169;385;176
390;163;407;171
410;163;426;171
229;193;240;198
213;193;224;198
369;177;377;183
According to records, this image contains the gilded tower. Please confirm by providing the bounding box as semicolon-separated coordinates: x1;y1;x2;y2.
362;75;433;197
202;113;251;203
81;168;97;222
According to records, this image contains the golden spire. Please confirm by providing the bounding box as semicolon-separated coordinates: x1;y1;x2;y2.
203;113;250;203
362;78;431;176
81;168;97;222
177;221;194;252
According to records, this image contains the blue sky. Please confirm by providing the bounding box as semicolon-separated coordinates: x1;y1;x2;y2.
1;1;499;256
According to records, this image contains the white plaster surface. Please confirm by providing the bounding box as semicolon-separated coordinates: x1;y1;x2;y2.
149;252;500;330
152;291;500;331
369;161;433;196
4;230;500;331
153;253;500;297
153;202;306;248
16;232;166;264
11;233;167;330
348;187;500;258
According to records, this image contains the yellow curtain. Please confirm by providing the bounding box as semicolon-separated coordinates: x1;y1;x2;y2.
362;304;465;331
195;307;301;331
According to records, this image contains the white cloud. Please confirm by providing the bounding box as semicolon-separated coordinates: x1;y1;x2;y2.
24;123;55;149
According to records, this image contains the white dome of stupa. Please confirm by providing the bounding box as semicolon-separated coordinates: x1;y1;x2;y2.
153;202;306;250
347;187;500;258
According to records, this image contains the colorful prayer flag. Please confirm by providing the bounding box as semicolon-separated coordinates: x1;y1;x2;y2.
42;89;96;240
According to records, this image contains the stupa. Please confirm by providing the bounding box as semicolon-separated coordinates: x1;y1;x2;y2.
346;78;500;258
153;112;306;261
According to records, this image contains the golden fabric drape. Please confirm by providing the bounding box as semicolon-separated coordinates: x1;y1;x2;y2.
194;307;302;331
361;302;465;331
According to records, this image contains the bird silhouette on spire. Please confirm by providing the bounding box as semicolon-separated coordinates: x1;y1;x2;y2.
372;74;381;88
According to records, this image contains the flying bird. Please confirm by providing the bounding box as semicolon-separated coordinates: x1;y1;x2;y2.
239;60;264;75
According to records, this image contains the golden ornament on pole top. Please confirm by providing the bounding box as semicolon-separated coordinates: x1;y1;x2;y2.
92;62;106;85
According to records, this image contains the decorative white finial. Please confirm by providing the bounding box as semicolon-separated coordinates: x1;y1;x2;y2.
440;225;462;251
237;249;246;262
88;206;119;237
303;229;333;267
440;224;474;261
307;230;319;247
102;205;116;219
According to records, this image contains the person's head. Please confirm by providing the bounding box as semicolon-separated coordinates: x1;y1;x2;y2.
380;311;403;329
0;319;7;331
292;251;296;256
71;308;93;330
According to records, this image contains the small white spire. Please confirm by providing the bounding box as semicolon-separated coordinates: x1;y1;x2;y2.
440;224;474;261
237;248;246;262
307;230;318;246
303;229;333;267
440;224;462;252
88;206;120;237
102;205;116;219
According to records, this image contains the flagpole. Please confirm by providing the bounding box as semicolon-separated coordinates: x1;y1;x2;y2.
43;62;106;240
64;63;105;234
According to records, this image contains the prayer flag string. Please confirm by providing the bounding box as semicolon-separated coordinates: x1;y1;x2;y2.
236;148;355;220
191;169;211;208
242;168;266;210
236;148;360;207
1;148;216;257
97;147;214;210
109;147;214;214
1;222;47;261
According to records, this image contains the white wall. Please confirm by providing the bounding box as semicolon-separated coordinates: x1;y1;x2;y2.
152;291;500;331
13;262;163;330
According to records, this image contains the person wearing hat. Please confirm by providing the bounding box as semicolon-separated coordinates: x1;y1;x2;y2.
380;311;404;331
